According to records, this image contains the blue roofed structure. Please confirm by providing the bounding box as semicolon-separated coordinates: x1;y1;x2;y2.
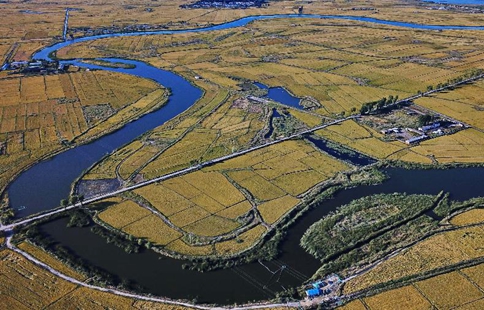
306;288;320;298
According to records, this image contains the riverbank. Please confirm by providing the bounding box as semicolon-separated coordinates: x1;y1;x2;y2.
0;71;169;223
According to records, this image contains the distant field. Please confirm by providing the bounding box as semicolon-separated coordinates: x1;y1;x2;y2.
56;17;484;119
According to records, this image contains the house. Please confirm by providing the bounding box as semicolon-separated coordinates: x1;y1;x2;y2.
9;61;28;69
419;122;440;132
405;135;427;145
381;127;400;135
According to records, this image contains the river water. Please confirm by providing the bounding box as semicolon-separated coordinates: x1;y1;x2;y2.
5;13;484;305
8;59;202;216
39;167;484;304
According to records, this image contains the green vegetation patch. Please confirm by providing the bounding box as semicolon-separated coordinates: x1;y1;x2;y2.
301;193;436;261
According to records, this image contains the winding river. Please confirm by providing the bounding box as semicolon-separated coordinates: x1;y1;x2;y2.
5;13;484;305
11;13;484;217
11;13;484;216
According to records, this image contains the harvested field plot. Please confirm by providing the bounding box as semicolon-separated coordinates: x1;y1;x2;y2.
123;215;182;246
415;272;483;309
97;200;151;229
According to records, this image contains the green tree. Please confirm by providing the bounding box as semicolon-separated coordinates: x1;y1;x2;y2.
418;114;432;126
69;195;79;206
60;198;68;210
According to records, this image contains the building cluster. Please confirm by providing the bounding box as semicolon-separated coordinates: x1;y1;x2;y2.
305;274;341;299
2;60;68;74
426;3;484;14
381;121;465;145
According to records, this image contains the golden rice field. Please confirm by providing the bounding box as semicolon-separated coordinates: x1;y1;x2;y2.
139;97;265;180
2;0;484;53
97;200;152;229
416;80;484;131
450;208;484;226
386;149;434;165
343;222;484;295
214;225;268;256
123;215;183;246
415;271;483;309
315;120;407;160
288;109;324;128
8;0;484;307
341;265;484;310
0;250;78;309
257;195;300;224
317;120;484;165
0;71;164;193
411;129;484;164
83;87;265;183
362;285;432;310
97;138;349;256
